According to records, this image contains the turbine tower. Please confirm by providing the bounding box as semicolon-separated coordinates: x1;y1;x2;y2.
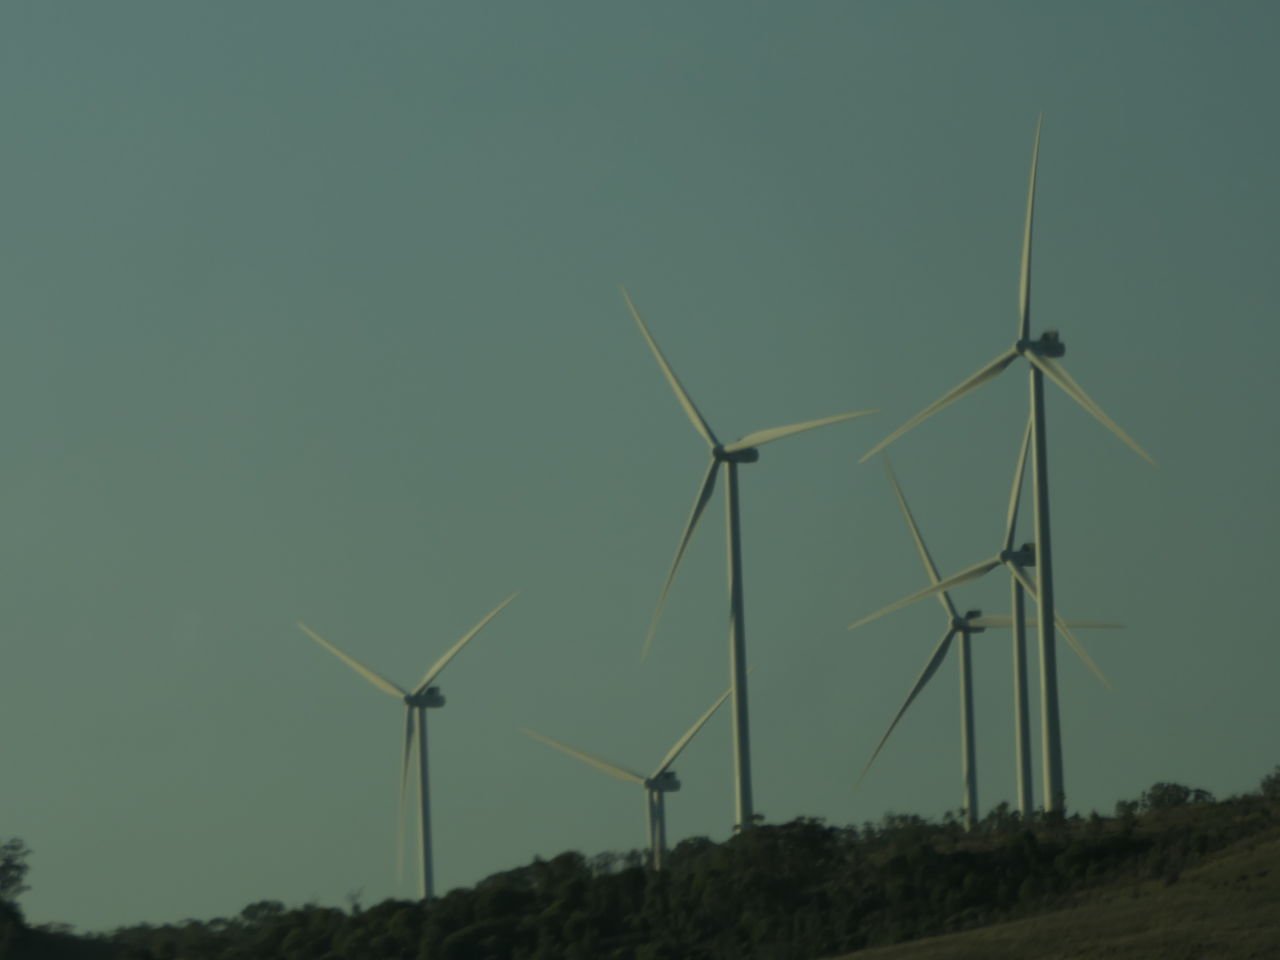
297;593;517;900
853;453;1118;826
524;685;732;869
858;117;1153;812
623;287;875;829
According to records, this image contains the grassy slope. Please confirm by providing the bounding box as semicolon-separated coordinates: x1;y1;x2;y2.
832;826;1280;960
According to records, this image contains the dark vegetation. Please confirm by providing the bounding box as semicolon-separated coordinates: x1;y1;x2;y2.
5;767;1279;960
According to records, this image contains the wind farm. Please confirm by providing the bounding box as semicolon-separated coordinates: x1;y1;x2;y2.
858;117;1155;814
3;6;1278;958
852;453;1121;828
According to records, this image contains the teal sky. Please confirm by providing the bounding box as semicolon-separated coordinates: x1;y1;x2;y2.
2;1;1277;931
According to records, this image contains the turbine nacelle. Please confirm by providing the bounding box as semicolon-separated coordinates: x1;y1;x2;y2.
1015;330;1066;358
646;770;681;793
714;446;760;464
955;610;987;634
407;687;446;709
1000;543;1036;567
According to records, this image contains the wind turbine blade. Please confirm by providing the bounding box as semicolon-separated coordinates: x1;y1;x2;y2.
1004;414;1033;552
522;729;647;785
967;614;1014;629
1007;560;1038;600
642;459;720;659
652;686;732;778
860;349;1019;463
855;628;957;790
1053;615;1113;690
1026;352;1156;466
969;614;1124;630
1005;564;1113;689
415;593;519;693
297;622;406;699
723;409;877;454
1019;115;1043;341
621;286;719;449
882;455;957;620
848;556;1002;632
396;706;415;883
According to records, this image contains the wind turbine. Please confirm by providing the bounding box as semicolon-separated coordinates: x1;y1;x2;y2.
858;117;1153;812
296;593;517;900
523;685;731;870
623;287;876;829
853;450;1118;826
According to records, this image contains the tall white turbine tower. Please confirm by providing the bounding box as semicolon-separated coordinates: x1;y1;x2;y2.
524;686;731;870
859;117;1154;812
297;593;517;900
623;288;875;830
852;454;1118;826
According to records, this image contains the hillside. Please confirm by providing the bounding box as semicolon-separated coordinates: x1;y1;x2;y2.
3;775;1279;959
833;826;1280;960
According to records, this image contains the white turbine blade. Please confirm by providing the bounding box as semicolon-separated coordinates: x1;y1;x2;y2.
621;286;719;449
1007;562;1038;601
522;728;646;785
652;685;732;778
860;349;1019;463
969;614;1124;630
1005;564;1113;689
1053;615;1113;690
297;622;406;699
1004;414;1033;552
415;593;519;693
848;556;1002;632
1019;115;1043;342
642;459;720;659
855;628;957;790
968;614;1011;628
882;455;957;620
396;706;415;882
1026;352;1156;466
723;408;877;454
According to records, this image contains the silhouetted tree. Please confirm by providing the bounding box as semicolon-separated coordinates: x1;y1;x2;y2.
0;840;30;908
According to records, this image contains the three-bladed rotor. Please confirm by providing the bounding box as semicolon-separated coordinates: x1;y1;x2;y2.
852;424;1115;689
860;118;1155;468
852;445;1121;791
523;684;732;792
622;287;876;658
296;592;518;892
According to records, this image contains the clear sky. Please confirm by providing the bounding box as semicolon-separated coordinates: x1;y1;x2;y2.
2;0;1277;932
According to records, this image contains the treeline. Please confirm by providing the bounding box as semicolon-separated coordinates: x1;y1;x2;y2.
5;769;1280;960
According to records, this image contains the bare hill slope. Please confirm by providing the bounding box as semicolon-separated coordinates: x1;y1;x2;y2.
832;826;1280;960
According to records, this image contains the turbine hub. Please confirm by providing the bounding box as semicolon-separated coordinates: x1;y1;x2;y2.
955;610;986;634
715;446;759;464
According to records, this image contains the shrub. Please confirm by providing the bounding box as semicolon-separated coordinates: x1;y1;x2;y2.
1139;782;1215;812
